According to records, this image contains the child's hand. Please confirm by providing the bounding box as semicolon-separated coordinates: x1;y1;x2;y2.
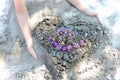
95;13;102;24
26;38;38;60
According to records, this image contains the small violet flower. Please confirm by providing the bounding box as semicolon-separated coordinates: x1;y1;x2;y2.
61;46;67;52
52;41;57;47
79;40;84;46
58;27;66;33
56;45;62;50
74;43;80;48
67;45;72;52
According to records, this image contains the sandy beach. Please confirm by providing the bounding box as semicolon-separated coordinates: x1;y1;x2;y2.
0;0;120;80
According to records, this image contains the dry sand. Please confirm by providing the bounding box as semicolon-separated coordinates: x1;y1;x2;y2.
0;0;120;80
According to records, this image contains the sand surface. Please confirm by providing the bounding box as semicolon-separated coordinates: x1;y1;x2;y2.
0;0;120;80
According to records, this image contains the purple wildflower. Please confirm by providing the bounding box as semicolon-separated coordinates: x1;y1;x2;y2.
74;43;80;48
57;27;66;33
51;41;57;47
48;38;54;44
56;45;62;50
67;45;72;52
79;40;84;46
61;46;67;52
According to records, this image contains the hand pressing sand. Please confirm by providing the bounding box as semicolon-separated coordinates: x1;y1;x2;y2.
13;0;102;60
68;0;102;24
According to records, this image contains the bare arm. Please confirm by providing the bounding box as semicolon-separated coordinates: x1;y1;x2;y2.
68;0;97;16
14;0;37;59
68;0;102;24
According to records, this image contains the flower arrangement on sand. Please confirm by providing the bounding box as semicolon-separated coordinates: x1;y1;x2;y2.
48;26;85;52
